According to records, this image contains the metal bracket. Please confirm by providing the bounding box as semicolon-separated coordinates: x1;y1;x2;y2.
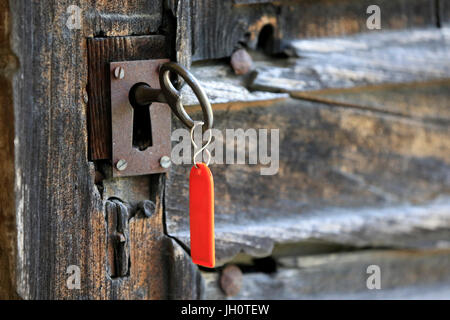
110;59;171;177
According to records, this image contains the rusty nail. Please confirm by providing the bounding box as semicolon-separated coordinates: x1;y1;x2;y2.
116;159;128;171
220;264;243;297
159;156;171;169
230;48;253;75
114;66;125;79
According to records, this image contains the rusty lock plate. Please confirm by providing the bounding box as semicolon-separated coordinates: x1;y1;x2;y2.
110;59;171;177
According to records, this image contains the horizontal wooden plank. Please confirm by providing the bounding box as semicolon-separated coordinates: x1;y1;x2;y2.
166;96;450;265
203;250;450;299
0;0;17;299
292;80;450;125
277;0;438;42
180;63;288;106
179;28;450;106
9;0;201;299
250;28;450;92
174;199;450;266
174;0;438;61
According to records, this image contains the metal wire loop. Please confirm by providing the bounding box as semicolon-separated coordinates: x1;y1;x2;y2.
190;121;212;168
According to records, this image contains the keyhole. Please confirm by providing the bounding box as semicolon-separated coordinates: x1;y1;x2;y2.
129;82;153;151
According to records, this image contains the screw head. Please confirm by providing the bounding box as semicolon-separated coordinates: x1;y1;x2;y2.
116;159;128;171
159;156;171;169
114;66;125;79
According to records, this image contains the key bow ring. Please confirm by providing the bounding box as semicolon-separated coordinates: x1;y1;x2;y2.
160;62;213;132
131;61;213;132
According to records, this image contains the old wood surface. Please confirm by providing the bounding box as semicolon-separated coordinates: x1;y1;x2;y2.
173;0;439;62
2;0;450;300
166;87;450;264
203;250;450;299
180;62;289;106
167;29;450;267
179;27;450;106
0;0;18;299
250;28;450;93
7;0;202;299
292;81;450;125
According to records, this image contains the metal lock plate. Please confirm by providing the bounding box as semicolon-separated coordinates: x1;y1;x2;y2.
110;59;171;177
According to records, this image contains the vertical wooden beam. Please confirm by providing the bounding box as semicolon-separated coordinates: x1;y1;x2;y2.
0;0;18;299
7;0;202;299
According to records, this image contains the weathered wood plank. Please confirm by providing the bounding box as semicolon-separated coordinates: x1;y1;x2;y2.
0;0;18;299
292;80;450;125
166;97;450;265
278;0;438;41
175;199;450;266
250;28;450;93
166;0;192;69
180;63;288;106
9;0;201;300
178;28;450;106
173;0;438;61
203;250;450;299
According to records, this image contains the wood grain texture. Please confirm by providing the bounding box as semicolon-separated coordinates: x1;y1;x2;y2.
87;35;168;160
84;0;163;37
293;81;450;125
178;28;450;106
9;0;201;299
167;237;206;299
166;0;192;68
439;0;450;26
166;97;450;265
203;250;450;299
250;28;450;93
180;63;288;106
278;0;437;40
176;0;438;61
0;0;18;299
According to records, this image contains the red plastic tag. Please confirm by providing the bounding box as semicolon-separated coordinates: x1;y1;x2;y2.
189;163;215;268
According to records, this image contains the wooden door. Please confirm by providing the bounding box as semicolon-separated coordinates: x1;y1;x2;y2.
0;0;449;299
